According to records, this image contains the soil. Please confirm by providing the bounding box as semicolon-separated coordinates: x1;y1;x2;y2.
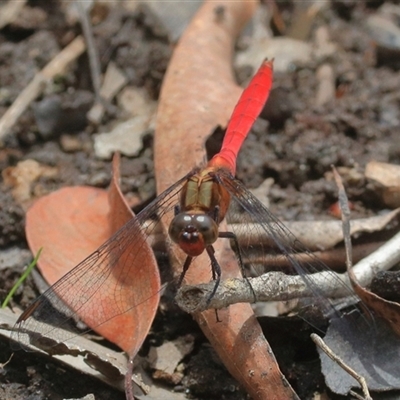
0;1;400;400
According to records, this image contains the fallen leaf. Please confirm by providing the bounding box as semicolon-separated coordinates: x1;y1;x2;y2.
26;187;109;283
155;1;297;399
342;214;400;336
350;265;400;337
320;312;400;395
2;307;132;392
370;270;400;302
148;336;194;376
318;168;400;396
335;167;400;336
25;154;160;353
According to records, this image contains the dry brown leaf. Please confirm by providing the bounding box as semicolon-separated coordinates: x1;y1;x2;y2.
154;1;297;399
315;168;400;395
25;154;160;353
333;167;400;337
348;265;400;336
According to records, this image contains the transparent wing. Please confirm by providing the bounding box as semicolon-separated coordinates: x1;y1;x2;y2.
11;172;192;347
216;168;361;319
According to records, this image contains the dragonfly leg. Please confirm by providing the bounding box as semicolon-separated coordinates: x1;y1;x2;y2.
205;246;221;305
178;256;193;286
218;231;256;303
218;231;245;276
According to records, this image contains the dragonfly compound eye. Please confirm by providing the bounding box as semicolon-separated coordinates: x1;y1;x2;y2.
192;214;218;245
169;213;218;248
169;213;192;244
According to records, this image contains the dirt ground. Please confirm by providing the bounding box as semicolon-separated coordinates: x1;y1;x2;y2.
1;1;400;399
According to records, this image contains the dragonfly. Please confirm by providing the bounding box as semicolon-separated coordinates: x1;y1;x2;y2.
12;59;359;356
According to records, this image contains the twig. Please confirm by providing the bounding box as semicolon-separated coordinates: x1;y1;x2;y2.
175;168;400;313
87;62;128;124
332;167;353;266
0;36;85;142
143;209;400;253
352;231;400;285
0;353;13;368
76;1;102;100
1;307;127;392
175;220;400;313
311;333;372;400
176;270;350;314
222;211;399;251
0;0;27;29
238;241;385;271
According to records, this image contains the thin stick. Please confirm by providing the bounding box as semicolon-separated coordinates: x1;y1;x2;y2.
175;230;400;313
0;353;14;371
332;167;353;268
0;36;85;142
311;333;372;400
76;2;102;100
0;0;27;29
176;168;400;313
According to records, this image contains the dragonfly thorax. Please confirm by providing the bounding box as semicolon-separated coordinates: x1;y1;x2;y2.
169;213;219;256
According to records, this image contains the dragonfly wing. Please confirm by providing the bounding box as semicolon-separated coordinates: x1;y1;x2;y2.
216;168;360;318
12;172;192;349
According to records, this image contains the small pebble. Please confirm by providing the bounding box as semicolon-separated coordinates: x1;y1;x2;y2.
60;135;83;152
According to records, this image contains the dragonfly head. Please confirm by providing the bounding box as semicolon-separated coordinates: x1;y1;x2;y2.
169;213;219;257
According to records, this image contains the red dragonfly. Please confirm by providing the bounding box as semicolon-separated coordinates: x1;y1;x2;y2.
12;59;357;352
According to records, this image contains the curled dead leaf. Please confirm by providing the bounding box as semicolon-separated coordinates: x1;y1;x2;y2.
311;168;400;396
349;253;400;337
154;1;297;399
25;153;160;353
